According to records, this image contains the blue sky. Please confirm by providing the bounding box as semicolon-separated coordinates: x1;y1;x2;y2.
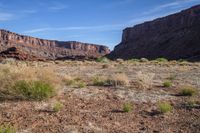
0;0;200;49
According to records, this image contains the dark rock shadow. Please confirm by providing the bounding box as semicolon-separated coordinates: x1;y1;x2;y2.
143;110;160;116
178;103;200;110
111;109;125;113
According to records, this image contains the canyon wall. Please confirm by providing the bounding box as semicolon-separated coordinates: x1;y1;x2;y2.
108;5;200;61
0;29;110;60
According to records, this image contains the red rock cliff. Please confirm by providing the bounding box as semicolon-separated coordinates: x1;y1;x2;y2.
108;5;200;61
0;30;110;60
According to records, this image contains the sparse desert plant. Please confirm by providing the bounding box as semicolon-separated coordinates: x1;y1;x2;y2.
158;102;173;113
63;76;75;86
127;59;140;64
163;81;172;87
180;87;197;96
92;76;106;86
123;103;133;112
53;101;63;112
187;99;199;107
0;64;61;88
36;68;61;88
107;73;129;87
0;125;16;133
77;81;86;88
12;80;55;101
96;57;110;63
63;76;86;88
156;58;168;62
134;71;155;89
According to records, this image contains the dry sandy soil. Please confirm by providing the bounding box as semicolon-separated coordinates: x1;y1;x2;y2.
0;60;200;133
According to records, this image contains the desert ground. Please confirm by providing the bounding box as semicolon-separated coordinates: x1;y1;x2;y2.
0;58;200;133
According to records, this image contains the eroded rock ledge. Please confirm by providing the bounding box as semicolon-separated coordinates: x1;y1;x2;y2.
0;29;110;61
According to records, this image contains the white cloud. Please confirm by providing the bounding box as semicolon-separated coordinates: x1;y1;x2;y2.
0;12;13;21
48;2;68;11
127;0;200;26
143;0;200;15
23;24;125;34
21;9;38;14
128;10;179;25
49;5;67;10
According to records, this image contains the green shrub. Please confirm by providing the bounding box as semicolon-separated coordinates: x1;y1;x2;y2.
77;81;86;88
156;58;168;62
13;80;55;101
96;57;110;63
0;125;16;133
158;102;173;113
180;87;197;96
123;103;133;112
163;81;172;87
53;101;63;112
93;77;106;86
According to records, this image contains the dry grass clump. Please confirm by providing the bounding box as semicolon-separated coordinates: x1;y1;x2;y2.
155;58;168;62
123;103;133;112
132;71;155;89
92;76;107;86
179;86;198;96
96;57;110;63
62;75;75;86
107;73;129;87
12;80;55;101
0;64;61;101
76;81;86;88
158;102;173;114
163;81;172;87
93;73;129;87
63;76;86;88
0;125;16;133
53;101;64;112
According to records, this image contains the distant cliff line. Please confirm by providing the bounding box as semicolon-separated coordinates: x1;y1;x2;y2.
0;29;110;61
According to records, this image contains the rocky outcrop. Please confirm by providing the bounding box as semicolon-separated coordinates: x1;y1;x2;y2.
0;30;110;61
108;5;200;61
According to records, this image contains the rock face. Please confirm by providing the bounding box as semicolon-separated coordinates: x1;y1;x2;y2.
0;29;110;61
109;5;200;61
